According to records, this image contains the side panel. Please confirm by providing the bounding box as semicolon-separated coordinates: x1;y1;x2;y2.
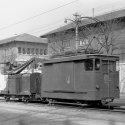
102;61;120;99
114;72;120;98
20;74;30;95
94;72;119;100
16;75;22;94
74;61;96;100
30;73;41;94
42;62;74;98
95;72;106;100
8;75;21;95
8;75;16;95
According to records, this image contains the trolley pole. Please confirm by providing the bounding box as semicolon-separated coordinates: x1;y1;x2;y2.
75;24;78;49
74;13;79;49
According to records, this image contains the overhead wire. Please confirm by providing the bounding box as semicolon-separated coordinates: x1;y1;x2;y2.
28;0;125;36
30;23;66;34
26;19;64;33
26;16;70;34
0;0;79;31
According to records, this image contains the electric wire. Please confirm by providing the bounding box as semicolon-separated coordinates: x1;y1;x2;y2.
0;0;79;31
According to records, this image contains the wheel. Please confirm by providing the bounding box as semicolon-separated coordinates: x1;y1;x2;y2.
87;101;102;108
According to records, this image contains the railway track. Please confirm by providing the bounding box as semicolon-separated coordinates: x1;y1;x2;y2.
53;102;125;114
0;96;125;116
1;98;125;115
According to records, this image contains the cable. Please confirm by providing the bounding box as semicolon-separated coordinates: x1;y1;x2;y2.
27;19;66;34
0;0;79;31
30;23;66;34
26;19;64;32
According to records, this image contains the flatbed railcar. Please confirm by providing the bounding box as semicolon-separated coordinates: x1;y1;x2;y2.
0;57;43;102
41;54;119;105
1;73;42;102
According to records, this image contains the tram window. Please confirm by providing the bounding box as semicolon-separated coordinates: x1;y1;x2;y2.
102;60;116;72
84;59;93;71
95;59;100;70
102;64;108;72
110;61;116;72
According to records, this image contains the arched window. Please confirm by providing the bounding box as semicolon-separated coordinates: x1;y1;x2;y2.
40;49;43;55
18;47;21;54
27;48;30;54
23;48;26;54
36;48;39;55
44;49;47;55
31;48;34;55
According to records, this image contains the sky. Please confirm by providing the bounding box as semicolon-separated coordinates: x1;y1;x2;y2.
0;0;125;40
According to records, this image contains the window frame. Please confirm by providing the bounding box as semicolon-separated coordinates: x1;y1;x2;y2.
18;47;21;54
84;59;94;71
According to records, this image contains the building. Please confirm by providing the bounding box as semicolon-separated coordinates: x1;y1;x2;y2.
0;33;48;73
40;9;125;94
41;9;125;56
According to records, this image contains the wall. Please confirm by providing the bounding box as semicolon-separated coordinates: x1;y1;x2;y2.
15;41;48;62
0;41;48;74
119;62;125;93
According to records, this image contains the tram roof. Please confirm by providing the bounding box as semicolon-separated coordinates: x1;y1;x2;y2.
43;54;119;64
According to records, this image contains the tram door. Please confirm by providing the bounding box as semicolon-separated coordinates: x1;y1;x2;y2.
102;60;115;98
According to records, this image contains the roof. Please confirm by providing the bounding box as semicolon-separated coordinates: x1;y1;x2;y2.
41;8;125;37
15;55;49;62
0;33;48;45
43;54;119;64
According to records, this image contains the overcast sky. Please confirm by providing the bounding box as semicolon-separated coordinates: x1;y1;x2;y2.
0;0;124;40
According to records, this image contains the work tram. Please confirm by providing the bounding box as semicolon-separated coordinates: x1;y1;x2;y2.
1;54;119;106
42;54;119;105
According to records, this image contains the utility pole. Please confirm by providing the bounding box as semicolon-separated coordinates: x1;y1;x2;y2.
65;12;99;50
74;13;80;49
92;8;95;17
65;12;81;49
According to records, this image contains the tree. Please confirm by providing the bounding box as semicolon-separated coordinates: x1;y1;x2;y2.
78;13;122;55
0;48;18;73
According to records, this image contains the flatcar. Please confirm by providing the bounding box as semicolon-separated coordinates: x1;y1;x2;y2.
41;54;119;105
1;73;42;102
0;57;43;102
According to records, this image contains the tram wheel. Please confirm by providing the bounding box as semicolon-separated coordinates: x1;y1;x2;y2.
87;101;102;108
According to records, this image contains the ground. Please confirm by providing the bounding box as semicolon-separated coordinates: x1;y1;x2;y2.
0;99;125;125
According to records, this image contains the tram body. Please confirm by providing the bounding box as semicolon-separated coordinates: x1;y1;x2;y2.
42;54;119;104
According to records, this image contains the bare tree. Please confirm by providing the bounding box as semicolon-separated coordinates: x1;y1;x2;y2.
7;49;17;64
78;14;122;55
95;13;123;55
78;22;100;52
1;48;18;72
